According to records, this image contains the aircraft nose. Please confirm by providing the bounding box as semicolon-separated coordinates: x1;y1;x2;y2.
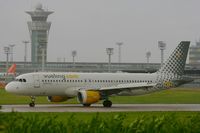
5;82;15;93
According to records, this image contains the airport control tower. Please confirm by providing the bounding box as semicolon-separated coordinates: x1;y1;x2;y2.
26;3;53;65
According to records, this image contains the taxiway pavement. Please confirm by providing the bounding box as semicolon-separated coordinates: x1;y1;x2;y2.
1;104;200;112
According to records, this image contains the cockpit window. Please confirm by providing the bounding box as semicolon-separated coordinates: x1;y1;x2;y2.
15;78;27;82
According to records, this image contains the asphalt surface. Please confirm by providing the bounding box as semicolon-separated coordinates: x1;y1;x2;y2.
1;104;200;112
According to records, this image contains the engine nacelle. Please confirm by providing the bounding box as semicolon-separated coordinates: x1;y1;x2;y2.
77;90;101;104
47;96;69;102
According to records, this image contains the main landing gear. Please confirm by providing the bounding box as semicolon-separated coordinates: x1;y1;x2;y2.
29;96;35;107
83;104;91;107
103;100;112;107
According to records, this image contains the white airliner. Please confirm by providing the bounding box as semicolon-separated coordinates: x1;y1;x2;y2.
6;41;191;107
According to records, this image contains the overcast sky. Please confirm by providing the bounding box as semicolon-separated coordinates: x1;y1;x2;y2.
0;0;199;63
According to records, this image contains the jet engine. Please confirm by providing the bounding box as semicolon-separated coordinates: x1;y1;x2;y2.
47;96;69;102
77;90;101;105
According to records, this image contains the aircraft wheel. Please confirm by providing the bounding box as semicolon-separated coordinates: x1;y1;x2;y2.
29;102;35;107
103;100;112;107
83;104;91;107
29;96;36;107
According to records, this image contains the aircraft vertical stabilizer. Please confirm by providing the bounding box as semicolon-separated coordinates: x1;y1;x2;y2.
7;64;16;74
156;41;190;88
158;41;190;76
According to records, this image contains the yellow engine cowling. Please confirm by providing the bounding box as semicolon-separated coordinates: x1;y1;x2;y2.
47;96;69;102
77;90;101;104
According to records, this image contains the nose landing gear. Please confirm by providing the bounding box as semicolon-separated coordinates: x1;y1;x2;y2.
29;96;35;107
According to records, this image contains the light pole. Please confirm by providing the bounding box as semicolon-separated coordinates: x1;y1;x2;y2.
72;50;77;68
22;41;29;66
116;42;123;70
4;46;10;74
106;48;114;72
158;41;166;67
146;51;151;69
9;44;15;63
146;51;151;64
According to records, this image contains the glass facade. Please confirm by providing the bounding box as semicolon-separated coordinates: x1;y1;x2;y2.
189;42;200;64
31;30;47;63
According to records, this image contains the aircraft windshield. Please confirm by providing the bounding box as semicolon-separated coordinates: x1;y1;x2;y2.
15;78;26;82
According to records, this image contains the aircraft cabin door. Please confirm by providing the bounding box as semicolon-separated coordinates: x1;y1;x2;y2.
33;74;40;88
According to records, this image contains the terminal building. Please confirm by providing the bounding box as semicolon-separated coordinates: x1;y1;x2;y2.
26;3;53;66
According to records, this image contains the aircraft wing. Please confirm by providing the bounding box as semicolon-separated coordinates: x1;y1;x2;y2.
99;82;156;95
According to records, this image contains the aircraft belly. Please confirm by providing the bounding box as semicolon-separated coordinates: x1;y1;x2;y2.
64;87;79;97
41;84;67;96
